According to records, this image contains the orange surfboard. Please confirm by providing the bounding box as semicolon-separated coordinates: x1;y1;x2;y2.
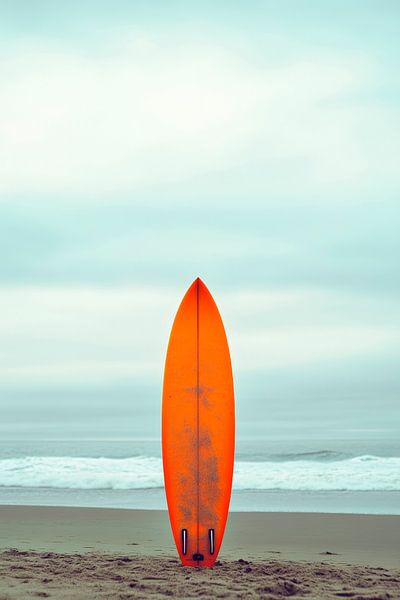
162;278;235;567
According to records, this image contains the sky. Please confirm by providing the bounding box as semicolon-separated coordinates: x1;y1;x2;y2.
1;1;399;440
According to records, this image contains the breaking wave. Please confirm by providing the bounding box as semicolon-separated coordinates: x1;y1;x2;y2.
0;454;399;492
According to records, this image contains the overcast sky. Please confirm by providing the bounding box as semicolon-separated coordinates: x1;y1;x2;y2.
1;1;399;439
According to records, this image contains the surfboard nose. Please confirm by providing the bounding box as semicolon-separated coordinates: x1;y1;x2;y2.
191;276;204;289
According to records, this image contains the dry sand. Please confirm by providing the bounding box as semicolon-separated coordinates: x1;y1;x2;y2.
0;506;399;599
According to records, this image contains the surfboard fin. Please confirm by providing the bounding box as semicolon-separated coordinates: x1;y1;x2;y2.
181;529;188;555
208;528;215;554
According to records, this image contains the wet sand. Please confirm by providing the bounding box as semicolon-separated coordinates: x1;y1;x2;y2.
0;506;399;599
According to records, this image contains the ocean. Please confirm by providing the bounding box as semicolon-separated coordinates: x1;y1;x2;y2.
0;437;399;514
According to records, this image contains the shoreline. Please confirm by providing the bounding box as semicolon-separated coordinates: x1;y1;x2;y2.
1;487;400;515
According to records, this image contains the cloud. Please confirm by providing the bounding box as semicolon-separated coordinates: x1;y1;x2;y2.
231;325;396;370
1;6;399;437
0;33;385;199
0;286;175;386
0;285;398;387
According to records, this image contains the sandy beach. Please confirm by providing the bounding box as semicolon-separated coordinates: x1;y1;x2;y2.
0;506;399;599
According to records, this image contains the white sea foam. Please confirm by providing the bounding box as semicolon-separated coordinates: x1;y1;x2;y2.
0;455;399;491
234;455;400;491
